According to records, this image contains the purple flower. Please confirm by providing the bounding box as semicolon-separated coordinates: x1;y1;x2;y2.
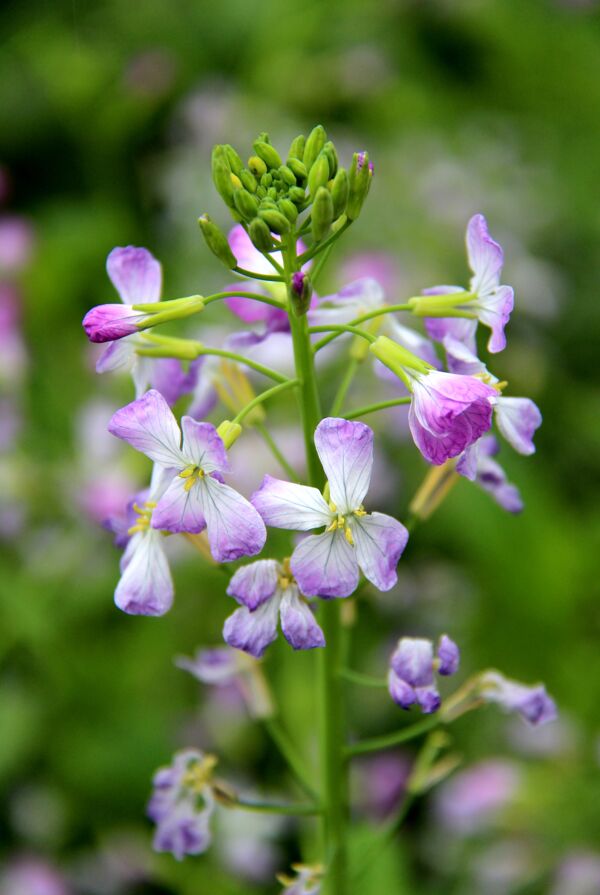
109;390;266;561
424;214;515;353
0;857;69;895
278;864;323;895
434;759;521;835
457;436;524;513
479;671;557;726
388;634;460;713
223;558;325;658
408;370;497;465
0;215;35;273
176;647;245;685
147;749;217;860
252;418;409;598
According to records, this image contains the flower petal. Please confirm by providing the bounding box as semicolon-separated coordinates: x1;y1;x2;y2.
198;476;266;562
495;397;542;456
175;647;240;684
390;638;434;687
479;671;557;726
386;317;441;369
291;530;359;598
223;598;280;658
180;417;228;472
350;512;408;591
437;635;460;675
477;284;514;353
83;304;145;343
226;559;280;610
151;358;194;406
108;389;185;467
95;336;136;373
115;530;174;616
224;280;275;323
279;588;326;650
415;685;441;714
251;475;332;530
151;475;207;533
466;214;503;297
153;802;212;860
388;669;416;709
442;336;487;377
314;417;373;514
107;246;162;305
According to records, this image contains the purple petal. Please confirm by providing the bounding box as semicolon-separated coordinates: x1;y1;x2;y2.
225;281;275;324
388;669;416;709
437;634;460;676
478;284;514;353
106;246;162;305
251;475;331;530
115;530;174;615
456;442;479;481
495;397;542;456
415;685;441;714
95;336;136;373
82;304;145;343
476;446;524;514
109;390;184;467
466;214;504;296
228;225;276;277
151;475;207;533
223;598;280;658
314;417;373;514
425;316;478;352
151;358;194;406
279;588;326;650
390;638;434;687
180;417;228;472
480;671;557;726
291;530;359;598
351;512;408;591
175;647;240;684
226;559;279;610
198;476;266;562
442;336;486;377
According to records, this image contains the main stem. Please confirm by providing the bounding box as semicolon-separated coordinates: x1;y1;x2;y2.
282;234;347;895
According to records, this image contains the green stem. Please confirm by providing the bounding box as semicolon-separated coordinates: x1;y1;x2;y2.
308;324;376;344
309;243;335;289
255;422;300;482
232;379;299;425
234;797;321;816
298;218;351;264
329;358;360;416
262;717;319;802
338;668;387;688
345;716;440;758
344;397;411;420
203;290;285;310
233;266;284;282
313;303;413;353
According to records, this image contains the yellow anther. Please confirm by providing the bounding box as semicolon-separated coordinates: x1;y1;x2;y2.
182;753;218;793
278;575;291;590
495;380;508;392
328;500;337;513
183;476;196;492
354;506;367;517
179;466;205;491
179;466;196;478
336;515;345;529
344;526;354;546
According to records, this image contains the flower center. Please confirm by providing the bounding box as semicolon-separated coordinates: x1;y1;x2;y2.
127;501;157;535
181;754;218;793
278;556;294;589
326;503;367;545
179;465;206;491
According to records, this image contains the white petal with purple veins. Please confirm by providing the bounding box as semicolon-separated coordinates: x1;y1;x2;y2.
115;529;173;616
227;559;280;610
198;475;266;562
350;512;408;591
477;284;514;353
466;214;503;297
495;397;542;455
152;475;207;533
107;246;162;305
180;417;229;472
291;530;359;598
314;417;373;514
279;588;326;650
109;390;185;467
390;638;435;687
96;336;137;373
251;475;332;530
223;598;280;658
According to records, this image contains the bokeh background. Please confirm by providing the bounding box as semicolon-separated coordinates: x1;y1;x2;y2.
1;0;600;892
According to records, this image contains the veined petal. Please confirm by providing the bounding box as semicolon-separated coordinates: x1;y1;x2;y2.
466;214;503;297
108;389;185;467
223;598;280;658
83;304;146;343
314;417;373;514
279;587;326;650
227;559;280;610
115;529;173;616
476;447;524;514
95;336;136;373
251;475;332;530
495;397;542;456
198;476;266;562
456;442;479;481
442;337;487;377
409;402;475;465
477;285;514;353
437;635;460;676
151;358;194;406
153;801;212;860
388;669;416;709
180;417;228;472
107;245;162;305
131;356;154;398
390;638;434;687
350;512;408;591
228;225;278;277
291;530;359;599
425;316;478;352
152;475;207;533
175;647;240;684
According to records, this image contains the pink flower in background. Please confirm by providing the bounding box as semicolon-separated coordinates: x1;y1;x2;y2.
434;759;521;834
0;215;34;272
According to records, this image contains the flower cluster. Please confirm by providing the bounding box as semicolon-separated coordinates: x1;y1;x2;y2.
388;635;460;713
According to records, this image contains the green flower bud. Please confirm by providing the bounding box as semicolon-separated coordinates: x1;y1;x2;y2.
256;131;270;144
198;214;237;269
233;188;259;221
239;169;258;193
260;172;273;188
287;134;305;162
288;186;306;205
330;167;349;217
311;185;334;242
249;217;275;252
211;145;235;207
248;156;267;177
267;187;278;201
303;124;327;171
223;144;244;175
256;186;267;199
230;173;242;190
216;420;242;449
287;158;308;181
347;151;373;221
258;207;290;235
278;165;297;186
308;152;330;197
278;198;299;223
253;140;283;170
323;141;339;178
290;270;313;317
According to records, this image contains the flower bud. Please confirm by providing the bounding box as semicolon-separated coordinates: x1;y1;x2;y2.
287;158;307;181
323;140;339;177
248;217;275;252
287;133;305;162
248;155;267;177
288;186;306;205
239;169;258;193
260;172;273;188
258;207;290;235
216;420;242;449
347;150;373;220
253;140;282;170
211;145;235;207
330;167;349;217
303;124;326;171
308;152;331;197
278;198;299;224
290;270;313;316
232;188;259;221
311;185;334;242
278;164;297;186
369;334;431;387
198;214;237;269
223;144;244;176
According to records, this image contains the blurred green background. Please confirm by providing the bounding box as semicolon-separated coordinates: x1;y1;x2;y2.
1;0;600;892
